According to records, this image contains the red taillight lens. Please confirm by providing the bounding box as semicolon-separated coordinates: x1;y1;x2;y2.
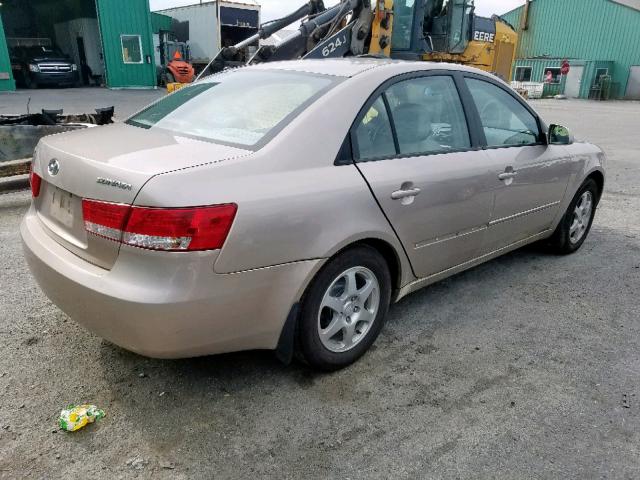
82;199;130;242
123;205;237;251
30;165;42;198
81;199;237;252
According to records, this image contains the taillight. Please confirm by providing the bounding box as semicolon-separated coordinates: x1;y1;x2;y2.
82;199;237;252
82;200;130;242
30;164;42;198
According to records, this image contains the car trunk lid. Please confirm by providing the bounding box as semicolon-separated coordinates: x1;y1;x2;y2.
32;123;251;269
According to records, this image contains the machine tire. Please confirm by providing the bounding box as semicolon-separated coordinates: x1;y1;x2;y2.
163;72;175;86
296;246;391;371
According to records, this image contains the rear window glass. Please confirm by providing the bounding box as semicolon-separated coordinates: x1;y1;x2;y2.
127;70;338;148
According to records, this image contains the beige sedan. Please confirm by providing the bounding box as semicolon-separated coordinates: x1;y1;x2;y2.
21;59;605;370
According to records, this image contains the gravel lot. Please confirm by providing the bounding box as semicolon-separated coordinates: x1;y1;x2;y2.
0;99;639;479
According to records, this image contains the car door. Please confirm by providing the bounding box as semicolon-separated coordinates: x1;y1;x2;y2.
462;75;573;252
353;72;502;279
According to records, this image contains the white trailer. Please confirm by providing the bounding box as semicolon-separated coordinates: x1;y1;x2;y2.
54;18;105;80
155;0;260;65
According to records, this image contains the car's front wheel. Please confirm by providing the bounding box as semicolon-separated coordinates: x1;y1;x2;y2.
546;178;599;254
24;74;38;89
296;246;392;371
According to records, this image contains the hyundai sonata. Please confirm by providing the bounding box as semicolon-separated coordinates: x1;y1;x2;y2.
22;59;605;370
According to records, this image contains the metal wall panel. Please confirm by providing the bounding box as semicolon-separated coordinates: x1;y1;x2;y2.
151;13;173;34
96;0;156;88
502;0;640;98
0;12;16;91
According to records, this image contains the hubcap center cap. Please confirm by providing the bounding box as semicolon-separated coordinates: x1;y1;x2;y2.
343;302;356;317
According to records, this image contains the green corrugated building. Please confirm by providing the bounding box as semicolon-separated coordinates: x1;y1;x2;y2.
0;0;157;91
502;0;640;99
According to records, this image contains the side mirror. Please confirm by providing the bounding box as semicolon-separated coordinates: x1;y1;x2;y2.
548;124;574;145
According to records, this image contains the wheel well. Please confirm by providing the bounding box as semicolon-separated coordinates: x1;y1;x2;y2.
587;171;605;202
349;238;402;291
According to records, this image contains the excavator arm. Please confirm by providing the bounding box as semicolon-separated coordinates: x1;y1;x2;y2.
194;0;516;83
197;0;393;79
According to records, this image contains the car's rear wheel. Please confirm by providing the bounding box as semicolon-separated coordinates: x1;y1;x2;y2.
296;246;391;371
546;178;599;254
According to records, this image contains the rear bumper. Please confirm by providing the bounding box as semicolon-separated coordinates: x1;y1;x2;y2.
21;207;321;358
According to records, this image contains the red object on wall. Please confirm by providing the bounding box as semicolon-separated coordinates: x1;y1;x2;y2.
561;60;571;75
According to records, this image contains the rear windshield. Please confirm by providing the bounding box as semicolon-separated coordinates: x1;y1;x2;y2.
127;70;338;148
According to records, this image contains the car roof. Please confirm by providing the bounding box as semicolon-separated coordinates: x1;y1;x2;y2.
249;58;394;77
249;57;495;79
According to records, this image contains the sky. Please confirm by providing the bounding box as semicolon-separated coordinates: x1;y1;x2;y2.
150;0;524;21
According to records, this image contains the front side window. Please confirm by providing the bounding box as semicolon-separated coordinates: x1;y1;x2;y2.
385;76;470;156
465;78;540;147
127;70;336;148
121;35;143;64
354;96;396;161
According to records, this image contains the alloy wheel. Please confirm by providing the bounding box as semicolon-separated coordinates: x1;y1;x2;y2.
569;191;594;244
317;266;380;353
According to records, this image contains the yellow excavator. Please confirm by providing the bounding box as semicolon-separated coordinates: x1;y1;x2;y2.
199;0;518;81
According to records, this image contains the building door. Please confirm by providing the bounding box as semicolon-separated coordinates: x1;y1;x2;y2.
625;66;640;100
95;0;156;88
565;66;584;98
76;37;89;85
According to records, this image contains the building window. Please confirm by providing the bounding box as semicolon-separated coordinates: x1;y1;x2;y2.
121;35;143;64
593;68;609;86
544;67;562;84
514;66;532;82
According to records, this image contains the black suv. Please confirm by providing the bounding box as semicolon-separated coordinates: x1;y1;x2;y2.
11;45;79;89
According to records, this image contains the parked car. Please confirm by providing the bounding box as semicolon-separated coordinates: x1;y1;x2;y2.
10;45;79;89
21;59;605;370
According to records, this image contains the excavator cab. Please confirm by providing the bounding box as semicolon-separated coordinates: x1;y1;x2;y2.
388;0;516;80
391;0;475;59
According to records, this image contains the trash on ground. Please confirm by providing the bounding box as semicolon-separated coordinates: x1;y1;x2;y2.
622;394;631;409
58;404;105;432
126;457;147;470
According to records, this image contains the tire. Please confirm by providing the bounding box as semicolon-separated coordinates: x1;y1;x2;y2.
546;178;599;254
163;72;175;86
25;74;38;89
296;246;392;371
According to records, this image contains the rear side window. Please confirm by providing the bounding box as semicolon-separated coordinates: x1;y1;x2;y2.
354;96;396;161
465;78;541;147
127;70;337;148
386;76;470;156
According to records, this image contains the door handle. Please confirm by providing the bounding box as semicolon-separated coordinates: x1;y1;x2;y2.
498;172;517;180
498;167;518;181
391;187;421;200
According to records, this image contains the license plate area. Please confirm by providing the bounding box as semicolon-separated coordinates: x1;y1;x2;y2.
49;187;75;228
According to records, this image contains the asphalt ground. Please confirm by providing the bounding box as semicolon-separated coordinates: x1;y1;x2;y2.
0;99;639;479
